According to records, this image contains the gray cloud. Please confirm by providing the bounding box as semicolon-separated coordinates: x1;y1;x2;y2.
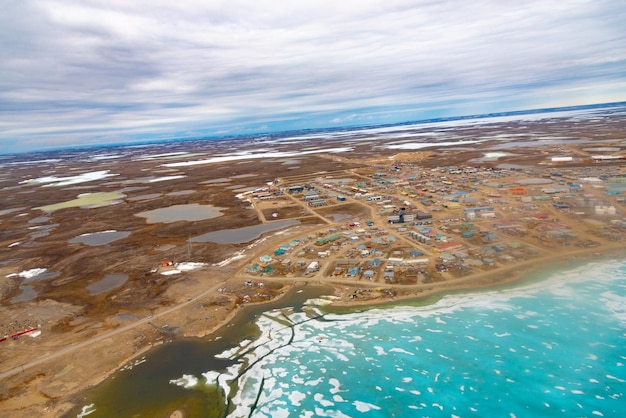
1;0;625;152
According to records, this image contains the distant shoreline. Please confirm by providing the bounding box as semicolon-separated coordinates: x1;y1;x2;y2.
3;100;625;156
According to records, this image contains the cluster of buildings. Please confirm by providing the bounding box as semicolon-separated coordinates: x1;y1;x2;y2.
241;160;626;286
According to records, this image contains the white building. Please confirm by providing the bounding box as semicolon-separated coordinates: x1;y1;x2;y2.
307;261;320;273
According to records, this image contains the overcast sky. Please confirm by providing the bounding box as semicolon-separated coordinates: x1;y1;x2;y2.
1;0;625;153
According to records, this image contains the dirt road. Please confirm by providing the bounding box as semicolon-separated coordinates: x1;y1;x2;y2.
0;279;226;381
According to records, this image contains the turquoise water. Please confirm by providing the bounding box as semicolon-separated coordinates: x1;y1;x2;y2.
77;260;626;417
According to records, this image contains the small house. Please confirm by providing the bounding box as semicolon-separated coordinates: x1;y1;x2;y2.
307;261;320;273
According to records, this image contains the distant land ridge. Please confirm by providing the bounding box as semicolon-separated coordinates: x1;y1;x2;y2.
2;101;625;157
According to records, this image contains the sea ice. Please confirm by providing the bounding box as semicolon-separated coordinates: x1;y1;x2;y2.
76;403;96;417
169;374;198;388
202;371;220;385
287;391;306;406
353;400;381;412
390;347;414;356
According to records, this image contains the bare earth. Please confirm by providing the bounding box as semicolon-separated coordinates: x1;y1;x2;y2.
1;111;626;416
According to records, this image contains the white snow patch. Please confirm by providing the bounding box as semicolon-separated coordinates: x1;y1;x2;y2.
6;268;47;279
386;140;482;150
21;170;117;187
176;262;206;271
148;175;186;182
163;147;353;167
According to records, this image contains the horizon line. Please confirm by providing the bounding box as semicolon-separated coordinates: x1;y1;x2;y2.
2;100;625;157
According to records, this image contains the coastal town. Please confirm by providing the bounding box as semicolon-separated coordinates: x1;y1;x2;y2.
232;159;625;302
1;108;626;416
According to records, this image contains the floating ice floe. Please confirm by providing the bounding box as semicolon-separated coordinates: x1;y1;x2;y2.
76;403;96;417
119;356;147;371
202;371;221;386
169;374;199;389
353;400;381;412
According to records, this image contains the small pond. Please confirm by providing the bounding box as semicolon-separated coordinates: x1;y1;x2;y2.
200;178;230;184
87;274;128;295
127;193;162;201
231;174;257;179
69;230;131;246
325;213;352;222
191;220;300;244
28;215;50;224
166;190;195;196
136;204;225;223
496;163;529;170
10;285;37;304
29;224;59;239
36;191;126;211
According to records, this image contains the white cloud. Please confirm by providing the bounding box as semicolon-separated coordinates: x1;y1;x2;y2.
1;0;625;152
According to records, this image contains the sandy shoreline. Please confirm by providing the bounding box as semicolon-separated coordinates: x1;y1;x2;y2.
319;243;626;309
